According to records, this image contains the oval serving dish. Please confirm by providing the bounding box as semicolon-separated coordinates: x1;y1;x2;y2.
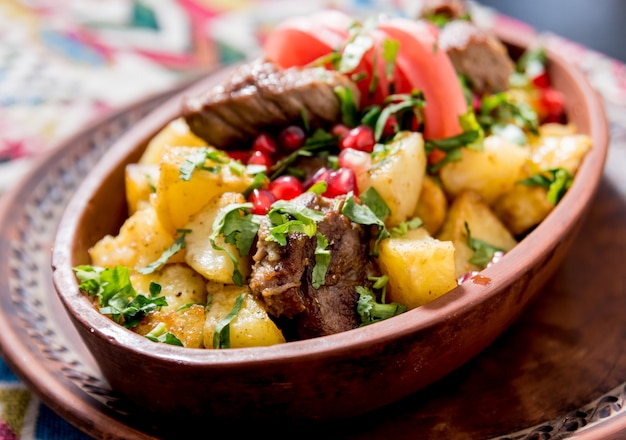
50;27;608;425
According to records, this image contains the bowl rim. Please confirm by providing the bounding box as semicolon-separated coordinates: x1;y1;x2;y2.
51;28;609;367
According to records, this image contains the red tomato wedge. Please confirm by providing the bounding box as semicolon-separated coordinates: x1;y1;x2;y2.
377;18;467;140
263;14;346;68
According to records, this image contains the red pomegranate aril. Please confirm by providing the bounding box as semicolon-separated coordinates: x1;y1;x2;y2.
252;133;278;156
539;88;565;123
339;125;375;152
227;150;251;163
331;123;351;138
248;189;276;215
338;148;371;176
304;167;331;190
324;168;357;198
247;150;273;168
278;125;306;152
532;71;550;89
382;115;399;138
269;175;303;200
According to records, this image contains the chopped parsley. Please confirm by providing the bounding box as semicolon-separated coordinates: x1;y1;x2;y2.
390;217;423;237
266;200;325;246
138;229;190;275
356;278;406;326
209;203;262;286
179;148;231;181
74;265;167;328
213;292;246;349
519;167;573;205
145;322;184;346
312;233;331;289
341;190;390;256
464;222;505;268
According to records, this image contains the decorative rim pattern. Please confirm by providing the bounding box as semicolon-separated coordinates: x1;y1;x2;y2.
0;84;623;440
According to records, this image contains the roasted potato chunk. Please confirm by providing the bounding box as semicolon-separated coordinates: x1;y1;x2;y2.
154;146;254;232
89;205;182;269
125;163;159;215
439;134;529;205
139;117;207;165
204;283;285;348
438;190;517;278
356;131;427;226
184;192;251;284
413;175;448;236
378;228;457;309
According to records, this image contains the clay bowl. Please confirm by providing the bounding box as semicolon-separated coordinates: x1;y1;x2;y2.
50;28;608;429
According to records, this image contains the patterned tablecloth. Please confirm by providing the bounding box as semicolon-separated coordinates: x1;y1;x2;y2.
0;0;625;438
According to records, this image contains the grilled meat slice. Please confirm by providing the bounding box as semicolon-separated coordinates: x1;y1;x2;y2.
439;19;515;94
182;59;360;150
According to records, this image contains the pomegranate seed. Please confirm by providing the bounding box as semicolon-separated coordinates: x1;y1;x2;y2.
252;133;278;156
248;189;276;215
339;125;375;152
532;71;550;89
247;150;273;168
303;167;330;190
324;168;357;198
269;175;303;200
331;123;351;138
338;148;371;176
539;88;565;123
382;115;399;138
278;125;306;152
227;150;251;163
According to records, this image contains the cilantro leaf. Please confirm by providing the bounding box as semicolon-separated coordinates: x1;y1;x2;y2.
145;322;184;346
179;148;231;181
358;187;390;222
341;192;390;256
312;233;330;289
138;229;189;275
464;222;505;268
390;217;423;237
266;200;325;246
74;265;167;328
519;167;573;205
209;203;261;286
356;285;406;326
213;292;246;349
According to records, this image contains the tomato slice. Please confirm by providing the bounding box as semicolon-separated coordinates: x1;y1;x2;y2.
263;15;346;68
377;18;467;140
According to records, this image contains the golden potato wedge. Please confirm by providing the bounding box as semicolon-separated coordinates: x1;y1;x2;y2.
377;227;457;309
413;175;448;236
204;283;285;348
89;205;183;269
439;134;529;205
139;117;207;165
356;131;427;227
184;192;251;284
493;184;554;236
130;263;208;312
134;305;206;348
125;163;159;215
437;190;517;278
530;131;592;175
154;146;254;232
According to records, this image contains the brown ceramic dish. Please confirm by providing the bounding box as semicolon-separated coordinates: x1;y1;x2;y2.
50;28;608;427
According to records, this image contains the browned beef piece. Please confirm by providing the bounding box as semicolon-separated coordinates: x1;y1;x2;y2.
420;0;468;20
181;59;360;150
439;20;514;94
249;192;377;340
